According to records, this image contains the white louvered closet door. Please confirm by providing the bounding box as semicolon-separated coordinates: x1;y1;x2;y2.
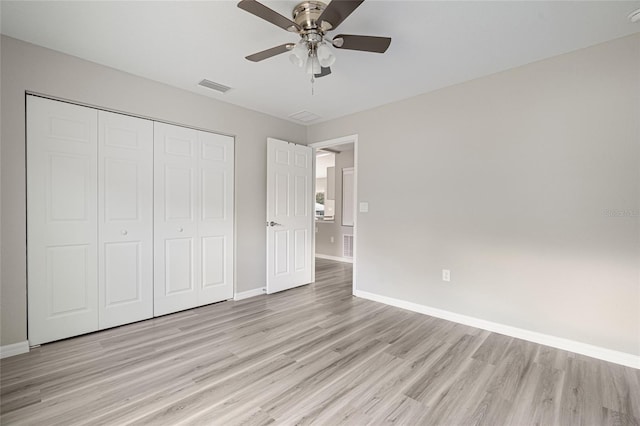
27;96;99;345
98;111;154;329
153;122;234;316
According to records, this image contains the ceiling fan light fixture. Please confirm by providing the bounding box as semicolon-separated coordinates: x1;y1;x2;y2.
289;41;308;67
289;52;304;67
306;55;321;75
317;42;335;67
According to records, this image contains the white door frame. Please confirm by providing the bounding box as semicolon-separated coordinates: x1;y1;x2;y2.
308;134;358;294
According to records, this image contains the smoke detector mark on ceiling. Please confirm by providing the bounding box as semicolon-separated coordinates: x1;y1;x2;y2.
198;79;231;93
289;110;322;123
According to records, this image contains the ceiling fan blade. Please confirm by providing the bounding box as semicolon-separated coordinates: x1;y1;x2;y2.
317;0;364;31
333;34;391;53
314;67;332;78
245;43;294;62
237;0;301;32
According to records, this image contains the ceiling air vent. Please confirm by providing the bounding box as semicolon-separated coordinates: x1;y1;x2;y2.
198;79;231;94
288;110;322;123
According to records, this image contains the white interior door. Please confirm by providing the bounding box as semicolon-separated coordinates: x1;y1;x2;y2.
266;138;313;294
154;122;200;315
27;96;99;345
98;111;153;328
197;131;234;304
154;122;234;315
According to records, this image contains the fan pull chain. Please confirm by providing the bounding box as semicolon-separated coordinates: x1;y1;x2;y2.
310;75;315;95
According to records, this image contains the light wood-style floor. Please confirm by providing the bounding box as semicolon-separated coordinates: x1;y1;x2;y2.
2;258;639;425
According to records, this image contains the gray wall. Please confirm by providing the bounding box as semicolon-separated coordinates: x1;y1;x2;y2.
316;150;354;258
0;36;306;346
308;34;640;356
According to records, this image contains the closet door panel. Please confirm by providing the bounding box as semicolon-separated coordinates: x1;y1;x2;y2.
98;111;153;329
198;132;234;304
164;237;194;293
154;122;200;315
27;96;99;345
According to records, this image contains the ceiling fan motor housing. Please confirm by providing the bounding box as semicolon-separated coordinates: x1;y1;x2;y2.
293;1;331;32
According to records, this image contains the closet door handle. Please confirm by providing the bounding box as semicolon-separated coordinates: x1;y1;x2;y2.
121;229;128;236
178;226;184;233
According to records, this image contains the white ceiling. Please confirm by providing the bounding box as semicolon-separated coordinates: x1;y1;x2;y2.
2;1;639;125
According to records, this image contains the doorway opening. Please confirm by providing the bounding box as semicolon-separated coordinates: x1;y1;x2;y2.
309;135;358;294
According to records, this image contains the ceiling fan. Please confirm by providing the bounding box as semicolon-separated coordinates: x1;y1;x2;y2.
237;0;391;79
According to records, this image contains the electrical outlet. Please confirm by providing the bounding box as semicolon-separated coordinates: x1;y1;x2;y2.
442;269;451;282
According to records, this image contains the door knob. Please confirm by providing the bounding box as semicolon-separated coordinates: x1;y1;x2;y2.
178;226;184;232
121;229;128;236
268;221;282;227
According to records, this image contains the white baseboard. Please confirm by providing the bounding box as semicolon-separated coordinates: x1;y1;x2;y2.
0;341;30;359
234;287;266;301
354;289;640;370
315;254;353;264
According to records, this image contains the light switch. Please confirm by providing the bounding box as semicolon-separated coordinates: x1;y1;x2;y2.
359;202;369;213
